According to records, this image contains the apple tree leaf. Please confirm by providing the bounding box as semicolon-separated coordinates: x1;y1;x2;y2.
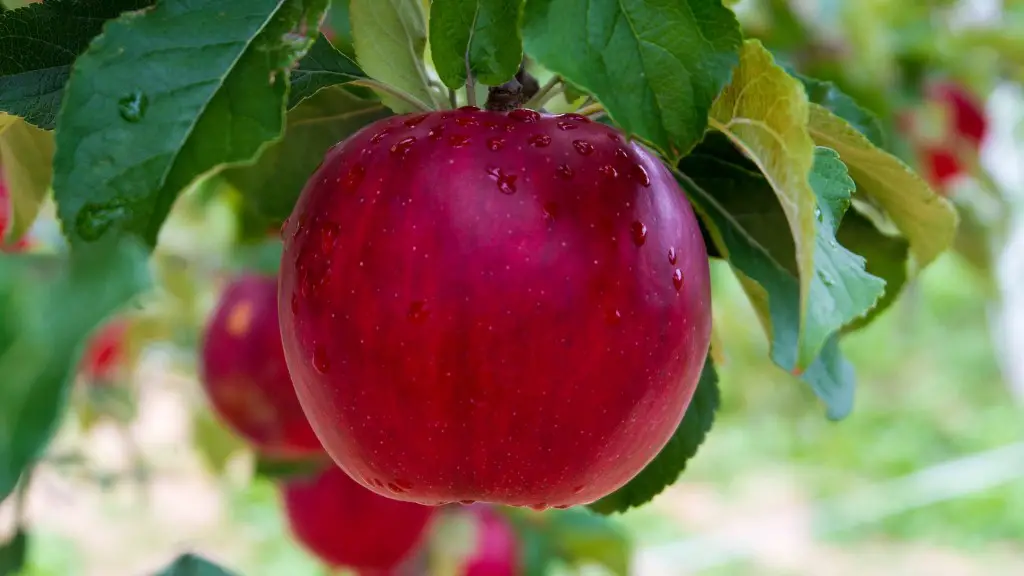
429;0;525;89
807;103;958;269
522;0;741;160
287;33;370;109
350;0;442;112
589;355;719;515
0;114;54;245
0;0;155;129
222;87;391;223
0;531;27;576
53;0;330;250
155;554;238;576
0;236;151;502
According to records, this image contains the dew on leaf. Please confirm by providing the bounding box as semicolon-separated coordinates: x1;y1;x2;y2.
117;90;148;122
75;199;129;241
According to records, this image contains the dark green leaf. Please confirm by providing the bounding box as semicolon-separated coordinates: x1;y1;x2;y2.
0;0;156;129
794;72;887;150
429;0;525;89
589;356;718;514
155;553;238;576
0;237;151;501
254;454;332;481
562;80;588;104
839;210;910;333
522;0;741;158
677;135;878;419
0;531;27;576
288;33;369;108
222;87;391;222
53;0;330;249
325;0;355;57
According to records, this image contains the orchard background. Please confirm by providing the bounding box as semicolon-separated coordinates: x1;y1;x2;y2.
2;0;1024;574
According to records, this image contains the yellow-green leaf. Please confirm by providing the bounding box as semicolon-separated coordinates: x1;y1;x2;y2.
708;39;819;369
350;0;441;113
807;103;958;268
0;114;53;245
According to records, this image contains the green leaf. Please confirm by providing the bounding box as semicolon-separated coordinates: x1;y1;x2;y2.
429;0;525;89
807;103;958;269
0;1;153;112
0;0;156;129
325;0;355;57
53;0;330;249
0;114;54;245
502;508;631;576
0;236;151;501
838;210;910;333
350;0;441;112
192;410;246;476
222;87;391;222
155;554;238;576
288;33;369;109
522;0;741;159
792;72;887;150
708;39;820;370
589;356;719;514
677;136;878;419
253;454;332;481
0;531;27;576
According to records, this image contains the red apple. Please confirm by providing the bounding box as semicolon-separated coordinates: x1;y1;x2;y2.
462;506;520;576
926;80;987;146
0;170;31;253
282;465;436;574
279;107;712;507
79;318;129;384
200;274;324;457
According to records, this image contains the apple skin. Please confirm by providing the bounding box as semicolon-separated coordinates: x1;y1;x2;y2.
200;274;324;458
282;465;436;574
279;107;712;508
462;506;520;576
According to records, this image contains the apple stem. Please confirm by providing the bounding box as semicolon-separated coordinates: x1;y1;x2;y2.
348;79;434;113
448;87;458;109
485;62;541;111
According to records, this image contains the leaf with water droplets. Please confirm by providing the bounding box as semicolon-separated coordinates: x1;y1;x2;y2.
350;0;441;112
0;0;156;129
0;236;151;502
807;103;957;270
53;0;331;249
522;0;741;160
0;114;54;246
429;0;525;89
589;355;719;515
222;87;391;223
678;134;884;419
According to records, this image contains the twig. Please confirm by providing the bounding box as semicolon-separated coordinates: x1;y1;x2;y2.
448;87;457;109
524;75;562;110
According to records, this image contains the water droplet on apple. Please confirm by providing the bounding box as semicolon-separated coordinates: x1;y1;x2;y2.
448;134;471;148
672;269;684;291
343;163;365;189
559;113;590;123
667;247;677;265
403;115;427;128
630;221;647;246
460;499;476;505
370;129;391;144
556;164;574;180
572;140;594;155
529;502;549;511
387;482;403;493
630;164;651;187
528;134;552;148
599;164;619;179
509;109;540;123
407;300;429;323
543;201;559;221
572;485;585;494
486;167;518;194
557;121;578;131
455;116;480;127
313;344;330;374
458;105;480;112
486;137;506;151
428;125;445;140
390;136;416;159
614;148;629;160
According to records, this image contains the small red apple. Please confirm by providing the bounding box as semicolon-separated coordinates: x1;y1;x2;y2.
0;170;31;253
926;81;987;146
79;318;129;384
199;274;324;457
279;107;712;508
282;465;436;574
462;506;520;576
